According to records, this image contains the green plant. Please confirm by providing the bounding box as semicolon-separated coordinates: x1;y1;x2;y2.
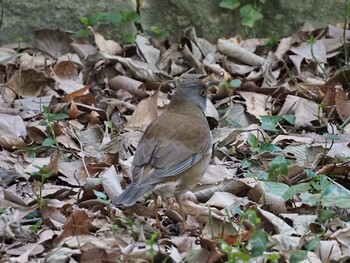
40;106;69;157
307;36;328;78
149;26;170;39
247;133;282;154
219;0;265;30
78;10;140;43
145;230;160;263
29;165;53;208
219;208;277;262
93;190;111;205
29;219;42;233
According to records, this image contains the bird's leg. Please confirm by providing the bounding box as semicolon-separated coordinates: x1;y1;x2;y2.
152;192;162;229
176;197;189;233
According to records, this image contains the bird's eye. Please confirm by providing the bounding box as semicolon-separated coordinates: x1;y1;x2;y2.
199;88;206;96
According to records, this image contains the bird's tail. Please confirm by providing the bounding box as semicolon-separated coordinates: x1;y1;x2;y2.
113;184;154;206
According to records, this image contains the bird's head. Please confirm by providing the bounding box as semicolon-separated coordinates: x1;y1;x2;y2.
171;78;216;111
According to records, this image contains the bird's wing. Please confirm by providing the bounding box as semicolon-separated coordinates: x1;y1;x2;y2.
131;111;211;185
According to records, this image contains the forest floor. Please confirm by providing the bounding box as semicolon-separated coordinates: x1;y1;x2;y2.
1;23;350;262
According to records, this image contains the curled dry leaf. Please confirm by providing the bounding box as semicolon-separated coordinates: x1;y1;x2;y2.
135;34;160;65
217;38;265;66
108;75;147;100
89;27;123;55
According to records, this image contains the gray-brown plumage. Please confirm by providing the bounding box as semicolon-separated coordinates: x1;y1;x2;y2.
114;78;212;215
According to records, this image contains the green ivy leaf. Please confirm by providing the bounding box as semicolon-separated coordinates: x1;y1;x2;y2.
268;155;288;181
42;138;55;147
48;113;69;121
260;115;282;131
247;133;259;148
323;133;341;140
248;230;269;257
230;79;241;88
289;250;308;263
282;114;295;125
317;209;336;223
219;0;240;10
303;237;320;251
93;190;107;199
282;182;311;200
300;192;322;206
239;4;263;28
263;182;289;197
240;159;252;169
259;142;282;153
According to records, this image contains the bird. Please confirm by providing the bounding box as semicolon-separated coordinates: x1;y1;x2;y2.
114;77;213;229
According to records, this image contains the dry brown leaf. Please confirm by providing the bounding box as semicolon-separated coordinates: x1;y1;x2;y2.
34;29;73;58
0;113;27;148
53;209;92;246
126;90;159;131
335;88;350;121
4;69;55;102
279;95;319;127
218;38;265;66
53;61;78;80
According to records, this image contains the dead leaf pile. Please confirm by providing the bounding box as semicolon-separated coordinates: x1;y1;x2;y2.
1;22;350;262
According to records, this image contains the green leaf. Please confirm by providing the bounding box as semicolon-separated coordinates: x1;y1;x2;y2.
248;230;269;256
267;253;280;262
300;192;322;206
93;190;107;199
305;169;317;179
48;113;69;121
303;237;320;251
87;12;122;25
125;11;140;23
244;209;260;225
219;0;240;10
289;250;308;263
78;16;89;26
42;138;55;147
317;209;336;223
239;4;263;28
244;171;268;180
307;35;315;45
282;114;295;125
264;182;289;197
323;133;341;140
122;34;136;44
322;196;350;208
268;155;288;181
230;79;241;88
260;115;282;131
259;142;282;153
240;159;252;169
282;182;311;200
247;133;259;148
29;219;42;233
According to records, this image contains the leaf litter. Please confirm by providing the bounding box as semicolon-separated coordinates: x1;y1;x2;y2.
1;22;350;262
